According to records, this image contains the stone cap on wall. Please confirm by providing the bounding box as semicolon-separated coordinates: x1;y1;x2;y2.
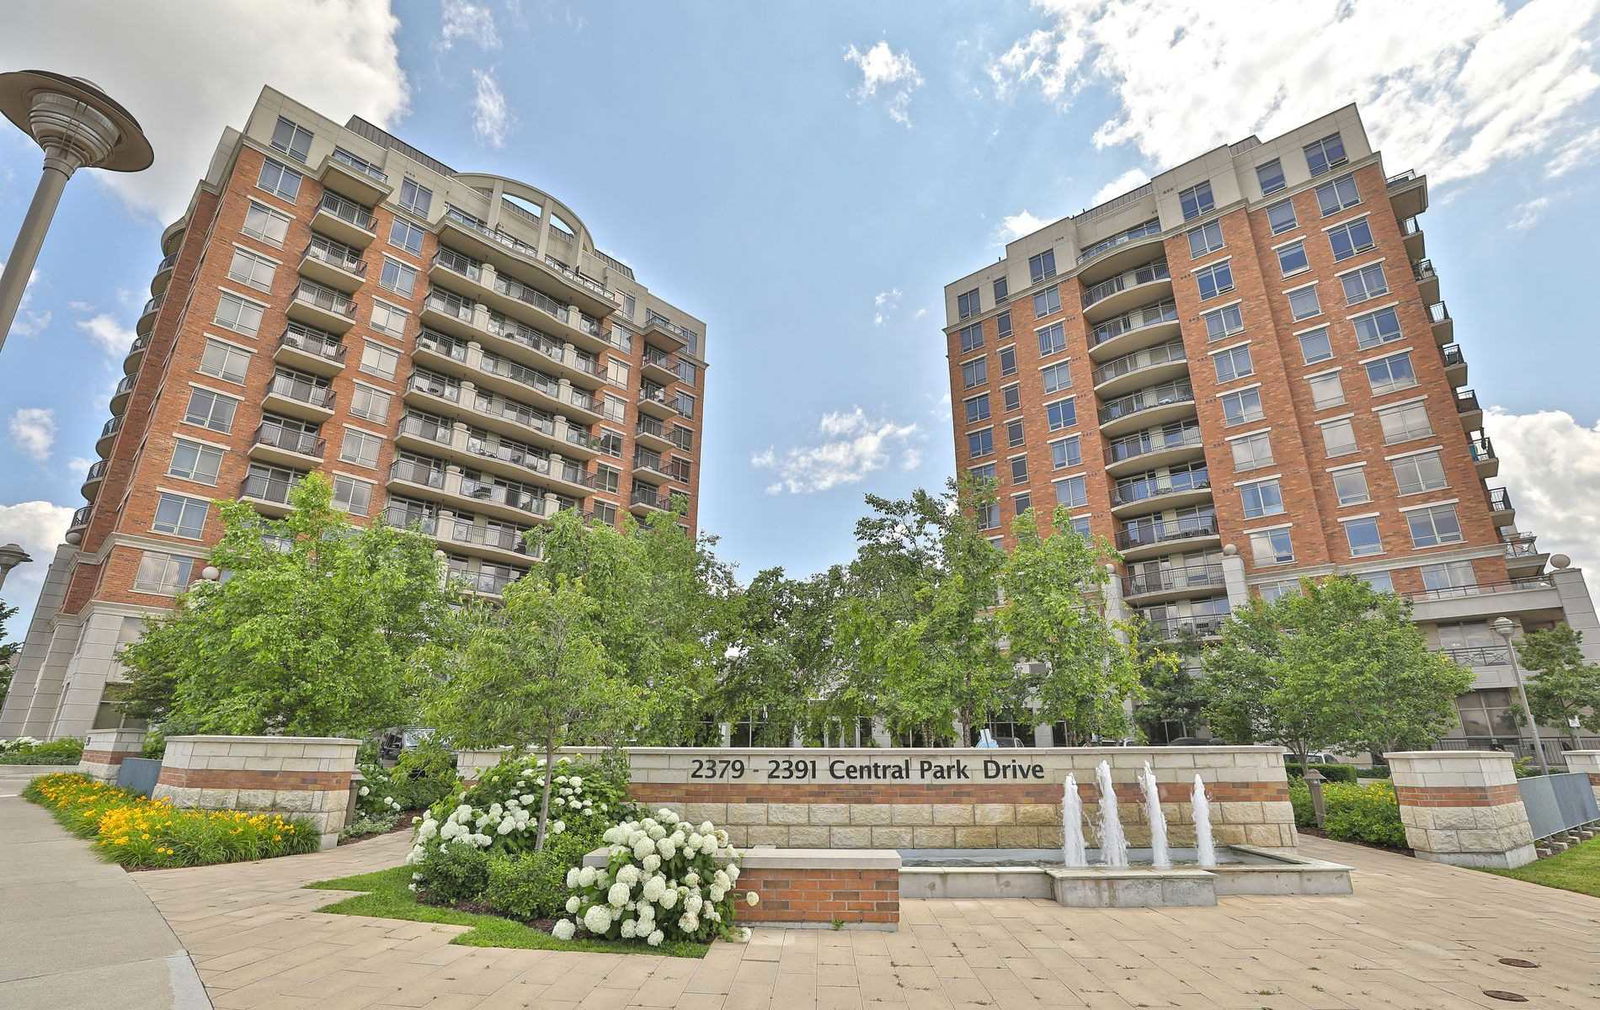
1384;751;1512;760
164;735;361;745
582;846;902;871
589;746;1287;756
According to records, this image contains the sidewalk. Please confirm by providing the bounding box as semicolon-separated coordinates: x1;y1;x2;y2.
0;765;211;1010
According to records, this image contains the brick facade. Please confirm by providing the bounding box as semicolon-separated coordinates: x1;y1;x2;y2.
739;867;899;926
1386;750;1536;868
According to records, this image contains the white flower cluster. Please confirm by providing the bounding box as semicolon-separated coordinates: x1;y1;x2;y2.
551;809;758;946
356;784;402;813
0;736;41;753
407;757;607;870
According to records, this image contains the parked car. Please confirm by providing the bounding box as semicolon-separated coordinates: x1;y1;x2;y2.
1167;736;1231;746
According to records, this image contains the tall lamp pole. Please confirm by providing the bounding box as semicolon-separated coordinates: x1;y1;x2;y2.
1493;616;1550;775
0;71;152;355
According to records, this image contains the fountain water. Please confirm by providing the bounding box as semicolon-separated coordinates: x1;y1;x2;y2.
1192;773;1216;868
1093;760;1128;868
1061;774;1087;867
1141;761;1171;869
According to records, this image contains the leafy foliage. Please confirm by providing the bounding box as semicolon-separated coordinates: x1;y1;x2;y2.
0;736;83;764
0;598;17;710
1517;624;1600;742
356;739;460;816
1288;778;1407;849
481;831;595;920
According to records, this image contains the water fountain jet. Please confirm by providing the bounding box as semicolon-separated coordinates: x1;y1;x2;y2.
1093;760;1128;868
1192;773;1216;868
1141;761;1171;869
1061;774;1087;867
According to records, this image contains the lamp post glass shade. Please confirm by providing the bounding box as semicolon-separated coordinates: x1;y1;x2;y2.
0;542;31;590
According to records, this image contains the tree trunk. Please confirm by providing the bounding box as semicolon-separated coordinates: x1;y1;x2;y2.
535;733;557;851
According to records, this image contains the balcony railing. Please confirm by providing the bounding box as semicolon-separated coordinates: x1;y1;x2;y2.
1469;435;1496;465
317;191;375;232
493;273;570;324
631;487;682;511
1081;259;1170;309
1488;486;1513;512
643;346;679;373
425;289;476;323
398;412;453;446
1429;301;1451;325
384;506;438;534
1441;343;1464;368
1401;216;1422;237
70;505;92;529
450;521;532;554
329;147;388;182
1099;381;1194;424
268;372;335;409
1112;471;1210;507
434;248;482;282
1147;615;1227;641
1089;298;1179;348
100;416;122;439
1502;531;1541;558
1438;645;1510;666
112;373;137;399
85;458;109;481
254;422;325;457
1122;564;1225;597
155;251;178;273
1403;576;1553;602
1092;340;1186;386
304;235;366;275
461;478;547;515
450;567;519;596
409;372;461;402
240;470;296;504
1105;425;1203;465
543;254;615;302
473;391;555;434
416;328;469;361
1077;218;1161;265
636;415;669;440
468;435;550;474
1115;515;1219;551
1413;258;1436;282
1456;388;1480;413
140;294;163;318
391;458;445;488
280;325;347;363
293;280;357;319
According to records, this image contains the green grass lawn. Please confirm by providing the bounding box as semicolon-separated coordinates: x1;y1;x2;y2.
308;866;708;957
1487;835;1600;898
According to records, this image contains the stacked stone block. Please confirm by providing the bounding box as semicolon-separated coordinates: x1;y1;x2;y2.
1386;751;1536;869
1566;751;1600;809
77;727;147;783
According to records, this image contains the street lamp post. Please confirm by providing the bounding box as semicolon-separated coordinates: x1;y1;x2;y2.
0;542;30;591
1492;616;1550;775
0;71;152;355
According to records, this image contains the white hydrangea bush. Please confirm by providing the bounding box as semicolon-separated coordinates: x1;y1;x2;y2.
0;736;42;753
552;808;759;945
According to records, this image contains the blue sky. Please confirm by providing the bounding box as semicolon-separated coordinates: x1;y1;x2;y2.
4;0;1600;632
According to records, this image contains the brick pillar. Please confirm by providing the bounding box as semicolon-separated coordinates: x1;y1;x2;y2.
1565;751;1600;808
1386;751;1536;869
78;727;147;783
154;735;359;850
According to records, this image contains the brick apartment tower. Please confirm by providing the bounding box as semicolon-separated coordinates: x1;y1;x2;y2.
942;105;1600;754
2;87;707;739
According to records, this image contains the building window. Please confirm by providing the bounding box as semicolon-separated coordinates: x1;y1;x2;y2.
199;339;251;384
1315;174;1360;215
964;394;991;423
360;341;400;380
1327;217;1374;261
1051;435;1082;469
399;178;433;217
1220;387;1263;426
1055;475;1088;508
970;462;997;483
967;428;994;457
1320;417;1358;456
1303;133;1347;177
1297;326;1333;364
1178;181;1215;221
184;387;238;433
1358;570;1395;594
605;358;630;386
1006;419;1025;447
1266;199;1298;235
959;323;983;353
270;116;313;162
1033;286;1062;317
153;492;209;539
1046;397;1077;431
213;291;264;336
1037;322;1066;356
961;357;988;389
1365;351;1416;395
1028;249;1056;283
1187;220;1224;257
339;427;384;469
1202;303;1243;340
1240;478;1285;519
350;385;392;424
1341;263;1388;304
1212;345;1253;383
1332;467;1370;505
1308;370;1345;409
993;276;1009;303
1041;361;1070;393
1343;516;1383;556
1002;384;1021;412
133;551;197;596
1392;450;1448;495
1406;504;1464;548
1378;401;1432;444
379;257;418;297
257;158;302;201
998;344;1017;376
1286;285;1321;321
1013;492;1031;516
1421;560;1477;592
1010;456;1029;484
957;288;981;319
371;300;408;337
168;439;224;485
1249;528;1294;566
977;501;1000;531
388;219;425;256
1276;240;1308;276
242;201;291;245
1230;431;1273;471
1352;306;1401;349
597;430;623;457
1195;261;1234;299
331;474;373;515
1256;159;1286;195
227;247;276;292
595;464;621;493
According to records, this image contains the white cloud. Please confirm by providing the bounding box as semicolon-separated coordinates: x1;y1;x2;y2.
1;1;409;221
0;500;75;630
440;0;501;50
75;312;136;357
1091;166;1150;206
997;209;1049;243
470;69;513;149
752;408;922;495
1547;127;1600;179
844;40;925;126
873;288;903;326
1508;197;1551;231
1486;407;1600;602
8;408;56;461
989;0;1600;188
66;457;95;477
0;264;48;337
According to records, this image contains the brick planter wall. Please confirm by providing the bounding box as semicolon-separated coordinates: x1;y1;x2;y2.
1386;751;1536;869
153;735;359;850
78;727;147;783
1566;751;1600;809
740;865;899;928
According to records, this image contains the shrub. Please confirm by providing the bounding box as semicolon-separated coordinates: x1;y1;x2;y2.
1287;778;1406;849
0;737;85;765
481;831;595;921
141;731;167;760
23;773;318;867
1284;761;1357;783
553;809;756;946
416;838;493;904
340;812;400;841
358;740;460;817
1355;765;1391;779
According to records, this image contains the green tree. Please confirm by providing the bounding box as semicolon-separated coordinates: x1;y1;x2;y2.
1518;625;1600;745
1134;621;1203;744
998;506;1147;743
0;599;17;711
120;473;453;736
1203;576;1473;761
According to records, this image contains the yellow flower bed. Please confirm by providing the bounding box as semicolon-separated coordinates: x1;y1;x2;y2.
23;773;319;868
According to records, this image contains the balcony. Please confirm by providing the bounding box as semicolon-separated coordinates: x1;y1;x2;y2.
1146;614;1228;642
421;288;480;341
239;470;299;515
396;413;456;455
1111;471;1212;517
312;191;377;247
1098;380;1195;437
483;312;603;389
459;477;555;525
382;506;439;536
95;416;121;455
1440;342;1466;387
635;414;674;451
1502;531;1549;574
123;333;149;375
299;235;367;291
476;352;602;423
263;372;335;422
68;504;92;535
1075;217;1163;277
442;519;537;565
275;324;347;377
638;385;677;419
1488;486;1515;526
633;452;672;481
481;272;606;352
1104;424;1204;477
288;279;358;334
318;147;391;206
641;312;697;353
1412;258;1439;303
1115;515;1221;561
151;251;178;297
641;346;680;385
1081;258;1171;319
1400;215;1426;259
1386;169;1428;221
414;328;470;373
1468;433;1498;478
1121;563;1225;602
109;373;136;414
81;458;108;501
629;487;684;515
1455;387;1482;429
434;207;619;317
1437;644;1511;667
448;566;520;598
1087;298;1181;360
1092;340;1188;398
1428;300;1453;343
389;457;447;493
135;294;162;338
250;421;326;467
160;217;186;257
1405;576;1563;624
